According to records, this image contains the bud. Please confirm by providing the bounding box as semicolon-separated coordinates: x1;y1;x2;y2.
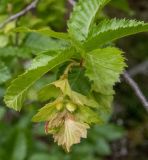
56;102;63;111
66;102;77;112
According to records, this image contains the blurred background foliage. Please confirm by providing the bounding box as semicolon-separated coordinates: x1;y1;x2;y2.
0;0;148;160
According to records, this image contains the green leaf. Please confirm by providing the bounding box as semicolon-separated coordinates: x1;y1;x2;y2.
4;48;75;111
93;92;113;113
28;51;58;70
85;19;148;51
68;67;91;96
68;0;110;41
14;27;70;41
0;60;11;84
11;133;27;160
85;47;126;94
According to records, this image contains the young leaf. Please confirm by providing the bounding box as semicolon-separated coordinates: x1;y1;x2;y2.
85;47;126;94
85;19;148;51
68;0;110;41
4;48;75;111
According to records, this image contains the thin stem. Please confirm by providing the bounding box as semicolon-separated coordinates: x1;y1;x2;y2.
123;72;148;112
68;0;75;6
0;0;39;29
60;62;80;79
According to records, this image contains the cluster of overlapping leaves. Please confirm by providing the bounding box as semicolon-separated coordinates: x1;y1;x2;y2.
4;0;148;151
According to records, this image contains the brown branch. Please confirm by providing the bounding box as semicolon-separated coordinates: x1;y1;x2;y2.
128;60;148;77
123;72;148;112
0;0;39;29
68;0;75;6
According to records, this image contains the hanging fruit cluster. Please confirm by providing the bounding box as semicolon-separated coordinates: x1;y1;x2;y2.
32;63;100;152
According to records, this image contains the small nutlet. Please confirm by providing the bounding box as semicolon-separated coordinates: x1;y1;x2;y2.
56;102;63;111
66;102;77;112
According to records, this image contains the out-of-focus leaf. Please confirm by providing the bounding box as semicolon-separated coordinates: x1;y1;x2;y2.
0;46;32;58
24;33;69;52
96;138;111;155
0;106;6;120
29;153;55;160
110;0;131;13
14;27;70;41
0;60;11;84
0;35;8;47
11;133;27;160
96;124;125;141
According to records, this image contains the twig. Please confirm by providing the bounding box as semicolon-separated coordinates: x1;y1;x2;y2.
128;60;148;76
0;0;39;29
68;0;75;6
123;72;148;112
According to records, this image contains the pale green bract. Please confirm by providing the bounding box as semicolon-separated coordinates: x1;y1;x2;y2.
4;48;75;111
32;102;57;122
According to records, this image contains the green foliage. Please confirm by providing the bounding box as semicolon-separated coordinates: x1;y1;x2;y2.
4;48;75;111
14;27;70;41
0;60;11;84
85;47;125;94
85;18;148;50
3;0;148;151
24;33;69;53
68;0;111;41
